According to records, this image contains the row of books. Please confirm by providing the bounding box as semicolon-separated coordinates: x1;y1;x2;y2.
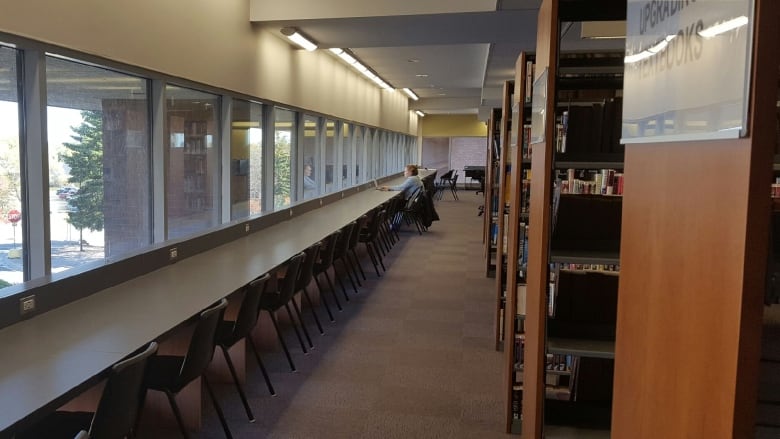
558;168;624;196
554;262;620;273
554;99;624;156
521;125;533;160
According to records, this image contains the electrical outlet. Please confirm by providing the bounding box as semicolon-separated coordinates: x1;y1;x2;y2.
245;223;250;232
19;295;35;315
169;247;178;260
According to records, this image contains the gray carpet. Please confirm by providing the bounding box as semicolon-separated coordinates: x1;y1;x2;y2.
139;192;507;438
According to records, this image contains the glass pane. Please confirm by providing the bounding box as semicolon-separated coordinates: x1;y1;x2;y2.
230;99;263;220
342;122;351;188
354;125;363;183
165;85;219;239
324;119;336;193
274;108;295;209
302;115;318;200
46;56;151;274
0;47;21;289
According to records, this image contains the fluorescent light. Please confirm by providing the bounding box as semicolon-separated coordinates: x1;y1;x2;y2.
698;16;749;38
329;48;344;55
329;47;394;90
415;111;425;117
402;88;419;101
280;27;317;51
352;62;368;73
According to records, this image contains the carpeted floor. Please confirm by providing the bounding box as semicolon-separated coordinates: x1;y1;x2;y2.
139;191;507;438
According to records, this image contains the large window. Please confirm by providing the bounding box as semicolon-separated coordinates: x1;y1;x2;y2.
230;99;263;219
301;115;319;200
341;122;352;188
273;108;295;209
46;56;151;274
324;119;336;193
165;85;219;239
0;47;21;289
354;125;364;184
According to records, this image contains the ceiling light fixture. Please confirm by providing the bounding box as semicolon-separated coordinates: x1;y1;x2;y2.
415;110;425;117
415;74;429;78
402;88;419;101
329;47;394;91
280;27;318;51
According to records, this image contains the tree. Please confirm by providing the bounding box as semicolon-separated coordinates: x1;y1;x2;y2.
60;110;103;251
0;138;21;215
273;132;291;208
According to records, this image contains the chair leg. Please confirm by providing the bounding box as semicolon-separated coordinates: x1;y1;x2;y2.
321;271;344;311
284;303;309;353
268;310;296;371
163;390;190;439
332;266;351;302
246;337;276;396
371;241;387;271
219;345;255;422
315;274;339;316
290;299;314;349
339;258;359;294
202;375;233;439
364;242;381;276
300;286;324;334
345;253;363;287
350;248;367;281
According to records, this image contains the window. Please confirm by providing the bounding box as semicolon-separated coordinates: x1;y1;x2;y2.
324;119;336;193
273;108;295;209
301;114;319;200
341;122;352;188
0;47;21;289
230;99;263;219
46;56;151;273
354;125;364;184
165;85;219;239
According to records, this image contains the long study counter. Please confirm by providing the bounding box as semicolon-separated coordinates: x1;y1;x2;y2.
0;173;425;436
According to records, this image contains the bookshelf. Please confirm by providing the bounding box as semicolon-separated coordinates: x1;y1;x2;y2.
484;108;502;277
502;52;534;434
494;80;514;351
521;1;626;437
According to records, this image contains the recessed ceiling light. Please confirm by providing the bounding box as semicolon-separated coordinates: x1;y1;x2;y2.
407;58;420;63
438;93;447;96
415;74;429;78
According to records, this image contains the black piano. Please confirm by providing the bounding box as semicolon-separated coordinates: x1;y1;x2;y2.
463;165;486;193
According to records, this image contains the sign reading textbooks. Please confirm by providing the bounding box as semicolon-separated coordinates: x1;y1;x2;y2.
622;0;755;144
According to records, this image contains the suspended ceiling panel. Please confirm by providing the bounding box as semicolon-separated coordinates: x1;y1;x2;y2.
250;0;497;21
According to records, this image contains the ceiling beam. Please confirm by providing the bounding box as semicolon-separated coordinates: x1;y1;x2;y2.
250;0;497;21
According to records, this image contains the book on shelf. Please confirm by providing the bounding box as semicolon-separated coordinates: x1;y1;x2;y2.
524;60;535;103
559;168;623;196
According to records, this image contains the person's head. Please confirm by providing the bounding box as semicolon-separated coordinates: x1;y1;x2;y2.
404;164;419;177
304;164;313;176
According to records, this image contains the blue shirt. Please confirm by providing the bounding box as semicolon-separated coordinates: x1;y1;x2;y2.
390;175;423;199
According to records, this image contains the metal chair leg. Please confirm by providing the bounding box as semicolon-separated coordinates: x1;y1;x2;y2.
202;375;233;439
219;346;255;422
284;303;309;353
164;390;190;439
301;286;325;334
350;248;367;281
315;274;339;315
246;337;276;396
290;299;314;349
268;310;296;371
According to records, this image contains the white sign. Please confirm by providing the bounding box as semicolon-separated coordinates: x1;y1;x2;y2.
622;0;755;143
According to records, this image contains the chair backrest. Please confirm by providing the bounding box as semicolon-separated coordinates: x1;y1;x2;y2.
348;215;368;250
296;242;321;292
439;169;453;180
89;341;158;439
334;222;355;258
277;252;306;304
450;173;459;187
360;208;382;241
177;298;228;387
231;273;271;339
315;230;340;272
73;431;89;439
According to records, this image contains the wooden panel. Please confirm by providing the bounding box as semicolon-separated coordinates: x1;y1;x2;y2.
613;0;778;437
523;0;559;437
495;81;513;349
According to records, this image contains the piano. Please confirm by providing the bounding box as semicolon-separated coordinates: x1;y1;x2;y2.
464;165;486;194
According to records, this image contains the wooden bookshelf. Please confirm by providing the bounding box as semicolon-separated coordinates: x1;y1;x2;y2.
502;52;534;434
483;108;502;277
494;80;514;351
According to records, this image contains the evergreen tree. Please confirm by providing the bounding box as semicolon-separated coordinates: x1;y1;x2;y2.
273;132;291;208
60;110;103;251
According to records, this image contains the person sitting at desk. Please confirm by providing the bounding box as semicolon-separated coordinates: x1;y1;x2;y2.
379;164;423;199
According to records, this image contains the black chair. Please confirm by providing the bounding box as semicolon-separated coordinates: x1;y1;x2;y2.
143;298;231;439
347;215;369;283
435;169;454;200
313;230;344;317
359;208;387;276
258;252;307;371
449;172;460;200
332;222;358;297
18;342;158;439
296;242;329;335
215;273;274;425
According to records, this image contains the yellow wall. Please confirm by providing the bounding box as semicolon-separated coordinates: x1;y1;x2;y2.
0;0;416;134
420;114;487;137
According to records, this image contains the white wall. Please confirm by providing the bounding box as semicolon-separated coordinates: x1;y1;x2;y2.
0;0;414;134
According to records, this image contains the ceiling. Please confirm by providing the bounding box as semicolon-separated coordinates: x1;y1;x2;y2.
251;0;626;119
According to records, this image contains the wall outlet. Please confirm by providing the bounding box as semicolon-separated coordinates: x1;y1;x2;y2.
19;295;35;315
169;247;178;260
245;223;250;232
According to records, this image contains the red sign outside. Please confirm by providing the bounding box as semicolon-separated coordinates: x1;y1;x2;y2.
7;209;21;224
